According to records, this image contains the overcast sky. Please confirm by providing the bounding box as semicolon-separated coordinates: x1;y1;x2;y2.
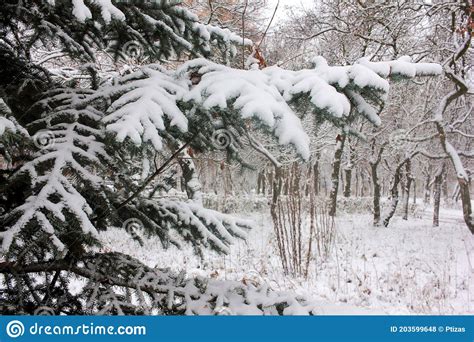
266;0;314;23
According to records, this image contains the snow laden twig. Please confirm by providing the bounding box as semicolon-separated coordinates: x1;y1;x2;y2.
1;89;106;254
133;198;253;255
0;252;315;315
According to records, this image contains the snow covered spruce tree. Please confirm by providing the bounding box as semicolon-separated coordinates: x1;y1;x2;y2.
0;0;441;315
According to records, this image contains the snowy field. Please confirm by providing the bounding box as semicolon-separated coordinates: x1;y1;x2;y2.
96;204;474;315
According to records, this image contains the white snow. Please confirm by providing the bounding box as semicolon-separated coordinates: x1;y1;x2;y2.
180;59;312;159
357;56;442;78
98;202;474;314
346;90;382;126
0;99;18;136
101;56;440;160
90;0;125;22
0;93;104;252
103;66;188;151
71;0;92;22
413;62;443;76
445;141;469;181
0;117;16;136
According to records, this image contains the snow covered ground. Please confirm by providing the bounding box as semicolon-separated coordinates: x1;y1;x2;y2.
97;205;474;315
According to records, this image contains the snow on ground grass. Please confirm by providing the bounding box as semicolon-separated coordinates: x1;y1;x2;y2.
98;205;474;315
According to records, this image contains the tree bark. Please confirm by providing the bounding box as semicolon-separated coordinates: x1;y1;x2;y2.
329;133;346;217
458;173;473;231
305;162;312;197
413;180;416;204
370;143;385;226
383;168;401;227
442;176;449;204
343;168;352;197
424;166;432;204
433;164;445;227
343;141;354;198
383;156;413;227
402;159;413;220
313;153;320;196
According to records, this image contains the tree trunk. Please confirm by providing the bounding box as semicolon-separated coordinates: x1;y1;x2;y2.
413;180;416;204
459;174;473;232
433;164;445;227
434;121;473;234
313;153;320;196
270;166;286;272
267;170;274;195
451;183;460;202
329;134;346;217
400;177;406;203
257;170;266;195
370;144;385;227
361;171;365;197
424;166;432;204
178;149;203;205
343;140;354;198
371;163;382;226
402;159;413;220
383;157;410;227
442;176;449;204
305;163;312;197
343;168;352;197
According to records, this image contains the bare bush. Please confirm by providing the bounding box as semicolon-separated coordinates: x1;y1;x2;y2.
272;163;336;278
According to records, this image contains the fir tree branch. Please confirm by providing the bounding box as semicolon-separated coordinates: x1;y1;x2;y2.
93;136;196;223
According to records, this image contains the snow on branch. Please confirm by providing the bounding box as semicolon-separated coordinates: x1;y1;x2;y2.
0;117;16;137
103;65;188;150
356;56;442;78
196;24;252;60
0;90;107;253
26;251;314;315
136;198;253;255
53;0;250;59
0;251;314;315
102;56;441;161
180;59;311;159
176;57;440;159
0;99;25;137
